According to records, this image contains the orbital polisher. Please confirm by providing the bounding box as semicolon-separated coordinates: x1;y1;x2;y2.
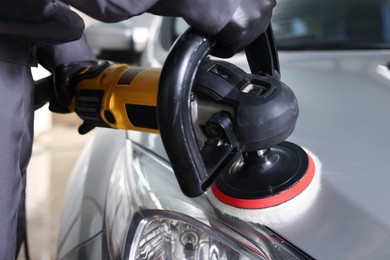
35;26;320;225
158;26;320;224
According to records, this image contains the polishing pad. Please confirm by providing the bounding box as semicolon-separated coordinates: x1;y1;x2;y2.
207;148;321;225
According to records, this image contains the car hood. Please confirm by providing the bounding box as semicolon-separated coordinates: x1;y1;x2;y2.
129;50;390;259
272;50;390;258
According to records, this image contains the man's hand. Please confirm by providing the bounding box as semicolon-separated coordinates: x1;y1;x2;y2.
212;0;275;58
148;0;275;58
49;60;97;113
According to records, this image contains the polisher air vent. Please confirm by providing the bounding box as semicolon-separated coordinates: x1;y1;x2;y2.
209;64;242;85
240;79;270;96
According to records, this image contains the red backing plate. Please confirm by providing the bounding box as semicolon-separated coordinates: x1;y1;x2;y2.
211;152;316;209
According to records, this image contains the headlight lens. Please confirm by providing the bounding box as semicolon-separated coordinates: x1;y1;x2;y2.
131;217;251;259
124;210;310;260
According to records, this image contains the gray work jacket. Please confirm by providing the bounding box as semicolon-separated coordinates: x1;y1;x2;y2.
0;0;239;68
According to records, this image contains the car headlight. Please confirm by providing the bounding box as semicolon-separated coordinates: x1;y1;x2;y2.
123;210;311;260
106;140;312;259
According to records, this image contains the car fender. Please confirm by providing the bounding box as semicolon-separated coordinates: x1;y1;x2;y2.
57;128;126;259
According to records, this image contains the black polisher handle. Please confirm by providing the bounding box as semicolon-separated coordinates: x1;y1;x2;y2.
245;25;280;78
157;28;213;197
34;75;54;102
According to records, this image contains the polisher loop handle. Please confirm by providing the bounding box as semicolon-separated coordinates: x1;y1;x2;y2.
245;25;280;78
157;28;214;197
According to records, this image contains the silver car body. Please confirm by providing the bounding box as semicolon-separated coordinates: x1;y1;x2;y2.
58;2;390;259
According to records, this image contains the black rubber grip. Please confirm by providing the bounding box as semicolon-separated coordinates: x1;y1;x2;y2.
157;28;214;197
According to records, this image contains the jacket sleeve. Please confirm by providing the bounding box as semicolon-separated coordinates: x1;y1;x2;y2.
37;34;97;71
63;0;160;23
148;0;239;35
64;0;239;35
